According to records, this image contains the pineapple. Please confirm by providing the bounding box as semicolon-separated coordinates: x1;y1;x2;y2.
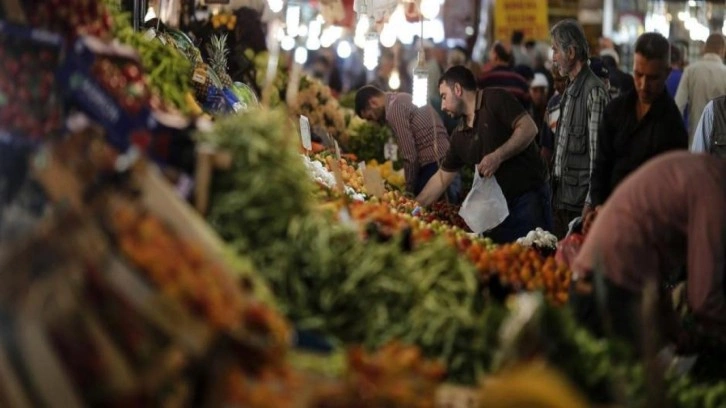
206;34;234;89
192;62;211;101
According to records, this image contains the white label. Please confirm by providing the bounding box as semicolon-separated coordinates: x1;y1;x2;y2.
358;161;366;173
384;138;398;161
299;115;312;151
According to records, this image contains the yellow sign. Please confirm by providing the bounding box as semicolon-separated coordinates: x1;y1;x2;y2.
494;0;549;41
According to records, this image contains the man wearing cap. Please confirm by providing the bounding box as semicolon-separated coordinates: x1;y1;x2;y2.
590;32;687;207
600;47;634;100
530;73;554;166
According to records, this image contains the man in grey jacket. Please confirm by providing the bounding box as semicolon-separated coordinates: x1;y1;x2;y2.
550;19;610;238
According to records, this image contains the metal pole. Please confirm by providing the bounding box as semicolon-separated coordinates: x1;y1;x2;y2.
133;0;141;31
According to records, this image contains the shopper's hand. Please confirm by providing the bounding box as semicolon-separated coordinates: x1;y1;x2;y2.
477;153;502;178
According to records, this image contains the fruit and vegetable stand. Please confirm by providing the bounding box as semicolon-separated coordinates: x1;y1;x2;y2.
1;1;725;407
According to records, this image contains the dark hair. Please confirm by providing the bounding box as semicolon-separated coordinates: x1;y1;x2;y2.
492;42;512;64
705;33;726;54
354;85;384;117
670;44;682;65
550;19;589;62
511;30;524;45
438;65;477;92
634;32;670;63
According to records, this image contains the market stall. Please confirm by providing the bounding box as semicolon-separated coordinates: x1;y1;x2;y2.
0;1;725;407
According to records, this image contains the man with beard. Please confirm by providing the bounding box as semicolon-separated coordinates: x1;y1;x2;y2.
416;66;551;243
355;85;451;195
550;19;610;238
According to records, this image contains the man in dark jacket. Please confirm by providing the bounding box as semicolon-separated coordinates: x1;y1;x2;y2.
590;32;688;206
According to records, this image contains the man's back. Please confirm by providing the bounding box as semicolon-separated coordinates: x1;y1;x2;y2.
477;66;531;110
675;54;726;141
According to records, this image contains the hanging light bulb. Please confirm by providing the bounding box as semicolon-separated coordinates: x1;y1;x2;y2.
286;2;301;37
380;23;397;48
412;60;429;107
411;18;428;107
337;40;352;59
294;46;308;65
363;30;380;71
268;0;284;13
388;69;401;90
420;0;441;20
281;35;296;51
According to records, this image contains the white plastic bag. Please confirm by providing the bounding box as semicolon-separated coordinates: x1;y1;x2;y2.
458;166;509;234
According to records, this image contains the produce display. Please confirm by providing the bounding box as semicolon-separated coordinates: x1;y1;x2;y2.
345;117;394;164
366;160;405;189
244;48;287;107
474;243;571;305
309;342;445;408
112;24;194;114
195;109;314;257
0;23;63;142
3;1;726;406
111;202;248;331
23;0;113;40
289;75;348;143
90;55;150;115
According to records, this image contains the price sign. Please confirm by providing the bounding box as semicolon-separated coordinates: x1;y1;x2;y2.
362;167;386;199
299;115;312;151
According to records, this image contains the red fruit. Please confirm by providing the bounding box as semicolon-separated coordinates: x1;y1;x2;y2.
37;49;54;64
4;60;19;76
122;64;141;81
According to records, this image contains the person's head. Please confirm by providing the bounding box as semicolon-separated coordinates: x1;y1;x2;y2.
551;66;568;95
355;85;386;123
311;55;331;80
530;73;549;109
704;33;726;58
377;49;395;78
438;65;477;118
550;19;589;78
489;42;513;67
514;64;534;83
670;43;683;69
447;46;468;69
599;48;620;69
512;30;525;46
589;57;610;90
633;32;671;105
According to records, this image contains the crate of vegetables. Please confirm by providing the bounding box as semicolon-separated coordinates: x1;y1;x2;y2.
0;20;64;145
58;35;155;152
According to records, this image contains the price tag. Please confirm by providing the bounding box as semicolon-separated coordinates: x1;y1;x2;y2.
363;167;386;199
384;138;398;161
192;68;207;84
330;157;345;195
358;161;366;173
299;115;312;151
